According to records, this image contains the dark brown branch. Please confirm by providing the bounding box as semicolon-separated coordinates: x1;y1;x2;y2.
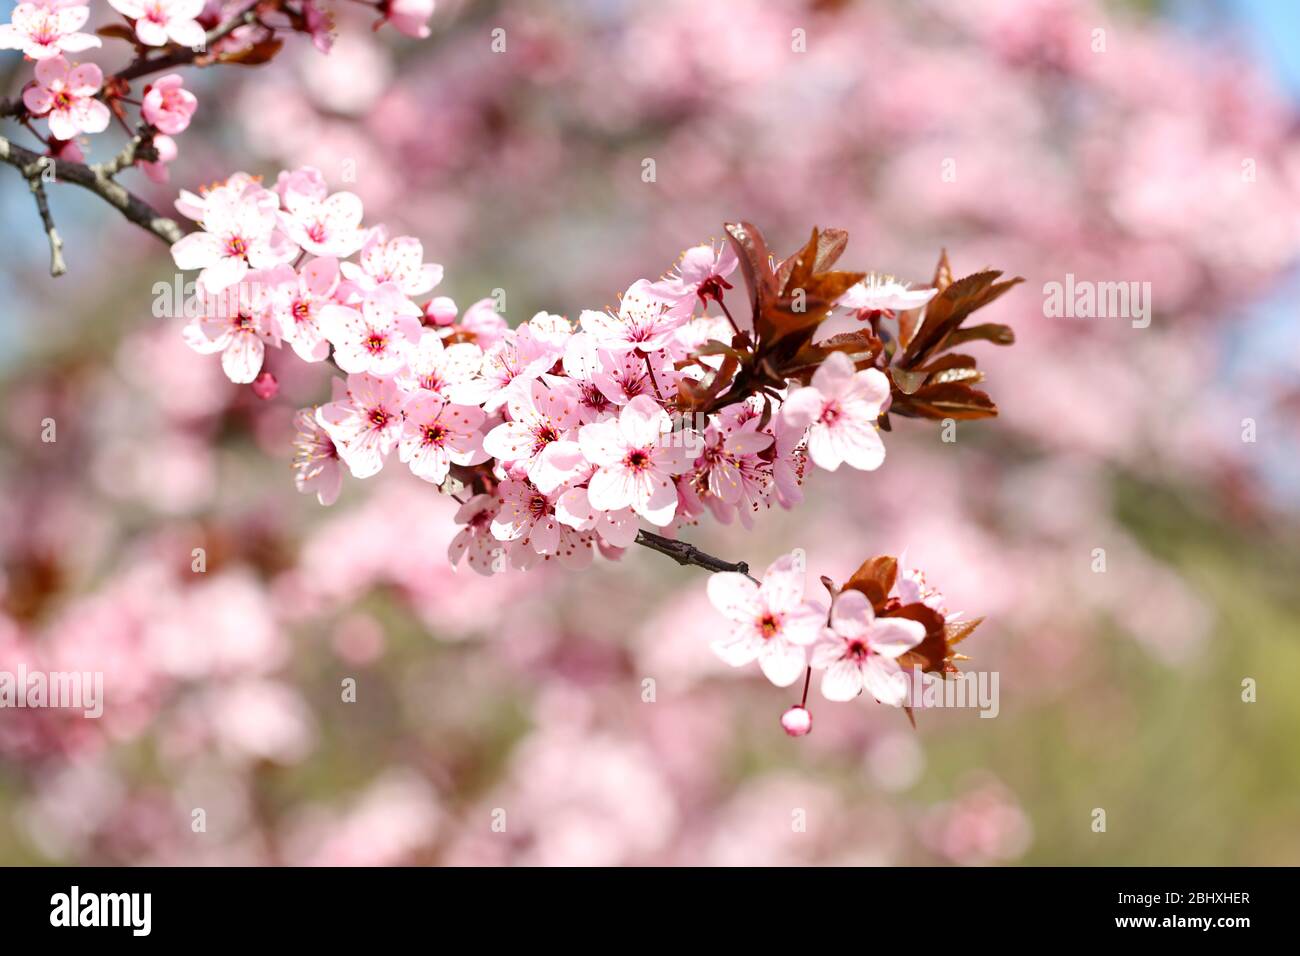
634;529;759;582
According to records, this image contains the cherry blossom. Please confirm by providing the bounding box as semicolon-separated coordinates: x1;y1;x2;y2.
580;279;691;354
141;74;198;135
317;372;408;479
649;242;738;309
839;274;938;316
578;395;695;526
553;486;639;549
476;322;562;412
181;274;281;383
447;494;503;577
0;3;100;60
811;589;926;705
707;553;826;687
21;56;109;141
341;227;443;298
171;184;296;293
279;181;366;258
271;256;340;363
292;406;343;506
781;352;890;472
108;0;206;48
398;393;486;485
318;282;423;376
395;329;485;404
482;378;585;493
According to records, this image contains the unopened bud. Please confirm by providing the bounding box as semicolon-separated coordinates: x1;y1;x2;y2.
425;296;459;326
781;705;813;737
251;371;279;400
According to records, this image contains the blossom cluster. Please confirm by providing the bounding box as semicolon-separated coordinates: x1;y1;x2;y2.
167;168;941;584
707;550;977;734
1;0;436;178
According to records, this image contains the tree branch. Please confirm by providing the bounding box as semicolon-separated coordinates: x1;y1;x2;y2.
27;174;66;277
110;5;263;84
0;134;184;251
634;529;759;582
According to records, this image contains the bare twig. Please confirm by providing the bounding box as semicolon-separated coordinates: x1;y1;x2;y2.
98;125;155;178
0;134;184;247
634;529;759;582
28;175;66;277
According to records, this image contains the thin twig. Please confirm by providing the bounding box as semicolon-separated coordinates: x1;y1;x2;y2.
98;124;154;178
28;174;65;277
634;529;759;583
0;134;184;246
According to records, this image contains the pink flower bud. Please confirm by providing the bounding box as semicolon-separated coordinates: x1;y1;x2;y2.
424;295;458;325
251;371;279;400
780;705;812;737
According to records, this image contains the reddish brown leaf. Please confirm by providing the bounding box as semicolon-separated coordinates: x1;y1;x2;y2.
945;617;983;646
217;38;285;66
943;323;1015;348
892;381;999;420
843;555;898;609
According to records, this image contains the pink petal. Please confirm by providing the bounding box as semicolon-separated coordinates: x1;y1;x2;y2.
706;572;760;622
830;589;874;638
759;639;807;687
820;660;865;701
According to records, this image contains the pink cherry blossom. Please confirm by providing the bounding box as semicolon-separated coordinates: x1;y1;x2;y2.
592;347;675;406
0;3;100;60
107;0;205;48
279;183;366;258
274;166;328;206
316;373;407;479
447;494;503;576
181;274;283;384
271;257;340;363
171;186;296;293
491;478;564;555
378;0;435;40
553;485;639;549
141;74;198;135
341;227;443;297
780;351;890;472
838;275;938;315
492;479;597;570
292;406;344;506
21;56;108;142
811;589;926;705
456;297;508;348
577;395;694;527
694;419;772;506
476;323;561;413
579;279;692;354
649;242;739;309
319;282;423;376
895;567;950;615
395;330;485;405
482;378;585;493
707;553;826;687
398;393;486;485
